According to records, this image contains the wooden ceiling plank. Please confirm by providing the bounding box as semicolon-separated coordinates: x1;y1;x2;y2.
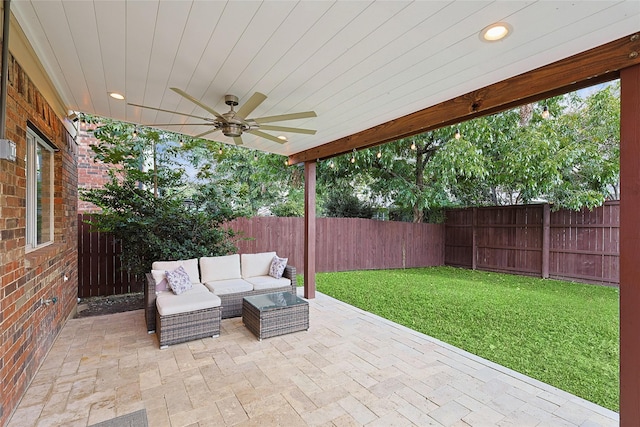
289;32;640;164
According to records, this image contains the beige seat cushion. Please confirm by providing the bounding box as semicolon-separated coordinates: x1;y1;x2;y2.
156;287;221;316
200;254;241;283
204;278;253;295
244;275;291;291
152;259;200;284
155;283;210;296
241;252;276;278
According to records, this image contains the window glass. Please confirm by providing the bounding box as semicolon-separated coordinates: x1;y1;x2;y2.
26;128;54;249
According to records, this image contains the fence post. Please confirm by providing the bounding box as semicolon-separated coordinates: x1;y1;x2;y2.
542;203;550;278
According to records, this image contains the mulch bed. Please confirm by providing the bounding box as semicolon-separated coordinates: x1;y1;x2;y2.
75;293;144;318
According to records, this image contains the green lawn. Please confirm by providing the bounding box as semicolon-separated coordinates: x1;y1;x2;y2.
315;266;619;411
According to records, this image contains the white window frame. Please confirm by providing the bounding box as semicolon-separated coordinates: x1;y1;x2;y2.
26;128;55;251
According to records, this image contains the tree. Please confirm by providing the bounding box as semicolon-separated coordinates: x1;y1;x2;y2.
462;85;620;210
320;83;620;219
80;118;238;275
550;84;620;204
319;125;488;222
197;143;305;217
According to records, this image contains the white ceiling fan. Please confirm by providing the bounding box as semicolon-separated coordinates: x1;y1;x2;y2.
129;88;317;145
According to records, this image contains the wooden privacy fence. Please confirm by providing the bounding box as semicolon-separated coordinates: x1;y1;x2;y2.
77;214;144;297
77;214;445;297
79;202;619;297
226;217;445;273
445;201;620;285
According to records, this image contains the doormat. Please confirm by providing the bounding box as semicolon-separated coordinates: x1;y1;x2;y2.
88;409;148;427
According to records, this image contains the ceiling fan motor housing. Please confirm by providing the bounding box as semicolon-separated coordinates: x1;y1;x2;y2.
225;94;239;106
222;123;244;137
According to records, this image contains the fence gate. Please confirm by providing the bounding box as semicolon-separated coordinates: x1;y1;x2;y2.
77;214;144;297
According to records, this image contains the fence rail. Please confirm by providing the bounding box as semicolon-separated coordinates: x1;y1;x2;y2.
444;201;620;285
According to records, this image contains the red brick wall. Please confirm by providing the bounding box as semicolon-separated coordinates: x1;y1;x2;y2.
0;53;78;425
76;122;112;213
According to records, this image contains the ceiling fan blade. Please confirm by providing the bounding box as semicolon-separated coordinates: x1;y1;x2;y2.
170;88;227;122
194;128;220;138
236;92;267;119
253;111;317;124
143;123;214;126
248;129;286;144
233;136;244;146
258;124;316;135
128;102;212;121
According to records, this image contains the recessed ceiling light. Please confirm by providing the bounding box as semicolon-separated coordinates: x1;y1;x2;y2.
481;22;511;42
109;92;125;100
277;135;288;141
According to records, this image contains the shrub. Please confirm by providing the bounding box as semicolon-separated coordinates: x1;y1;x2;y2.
323;192;373;218
82;178;237;276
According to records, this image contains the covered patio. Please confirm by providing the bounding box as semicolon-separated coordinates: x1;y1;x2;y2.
1;2;639;425
7;290;617;426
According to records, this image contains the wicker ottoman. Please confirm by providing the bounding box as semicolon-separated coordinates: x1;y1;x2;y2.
155;290;222;348
242;292;309;340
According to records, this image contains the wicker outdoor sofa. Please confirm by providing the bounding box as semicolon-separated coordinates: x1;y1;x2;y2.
145;252;297;347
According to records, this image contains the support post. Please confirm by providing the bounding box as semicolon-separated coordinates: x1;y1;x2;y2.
304;161;316;299
471;207;477;270
620;63;640;426
541;203;550;278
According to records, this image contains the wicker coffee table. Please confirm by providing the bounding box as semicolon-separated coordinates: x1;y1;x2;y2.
242;291;309;340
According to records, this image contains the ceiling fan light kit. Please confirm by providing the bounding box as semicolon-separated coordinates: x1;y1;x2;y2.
222;123;244;138
130;89;316;146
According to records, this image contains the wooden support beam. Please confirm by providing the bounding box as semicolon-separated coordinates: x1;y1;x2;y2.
304;161;316;299
289;33;640;164
620;63;640;427
541;204;550;279
471;207;477;271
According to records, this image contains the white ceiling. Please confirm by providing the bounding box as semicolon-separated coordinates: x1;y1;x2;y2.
10;1;640;157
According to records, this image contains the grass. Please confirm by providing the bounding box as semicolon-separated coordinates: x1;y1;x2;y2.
315;266;619;411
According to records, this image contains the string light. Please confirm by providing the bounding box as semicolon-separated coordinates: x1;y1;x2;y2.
351;148;356;163
455;128;461;139
329;161;335;168
284;159;289;166
254;153;258;161
218;147;223;155
376;150;382;159
132;128;138;138
410;141;416;150
542;106;550;119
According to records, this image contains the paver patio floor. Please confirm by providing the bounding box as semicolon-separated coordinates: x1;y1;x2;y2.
7;290;618;426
